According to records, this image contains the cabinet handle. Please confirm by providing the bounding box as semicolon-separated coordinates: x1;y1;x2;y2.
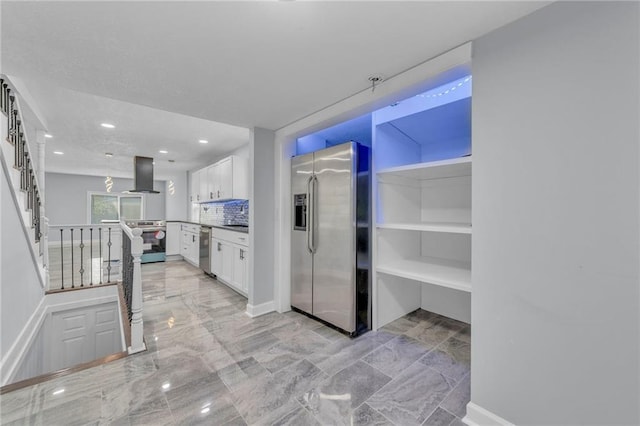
197;195;200;201
210;192;213;199
240;249;244;260
217;242;222;251
192;235;195;243
217;190;220;198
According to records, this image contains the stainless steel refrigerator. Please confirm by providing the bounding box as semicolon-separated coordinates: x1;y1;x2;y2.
291;141;370;336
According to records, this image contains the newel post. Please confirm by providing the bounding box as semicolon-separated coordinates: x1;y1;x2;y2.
128;227;146;354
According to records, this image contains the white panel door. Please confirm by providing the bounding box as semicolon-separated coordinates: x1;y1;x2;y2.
51;302;122;372
94;306;120;358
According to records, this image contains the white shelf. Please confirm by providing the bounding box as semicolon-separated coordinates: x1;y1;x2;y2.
377;257;471;293
377;222;471;234
377;156;471;181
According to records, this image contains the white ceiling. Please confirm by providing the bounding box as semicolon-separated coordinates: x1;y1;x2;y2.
1;1;549;179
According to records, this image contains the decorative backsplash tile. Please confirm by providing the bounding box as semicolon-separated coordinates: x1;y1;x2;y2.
200;199;249;226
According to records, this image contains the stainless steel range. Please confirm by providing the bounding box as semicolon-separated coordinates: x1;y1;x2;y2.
125;220;167;263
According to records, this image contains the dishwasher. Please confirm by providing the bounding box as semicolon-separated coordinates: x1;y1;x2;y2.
199;226;212;275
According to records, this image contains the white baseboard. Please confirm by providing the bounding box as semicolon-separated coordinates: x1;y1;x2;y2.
463;402;515;426
245;300;275;318
0;298;46;386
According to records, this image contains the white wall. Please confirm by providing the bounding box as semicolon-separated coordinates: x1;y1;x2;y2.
471;2;639;425
0;168;45;363
45;172;166;224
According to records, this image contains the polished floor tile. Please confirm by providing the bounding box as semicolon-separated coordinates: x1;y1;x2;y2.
1;260;471;425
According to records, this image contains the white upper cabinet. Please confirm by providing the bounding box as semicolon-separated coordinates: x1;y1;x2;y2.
190;169;201;203
191;155;248;203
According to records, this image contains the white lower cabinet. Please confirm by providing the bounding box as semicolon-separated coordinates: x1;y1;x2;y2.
232;246;249;294
211;228;249;296
180;224;200;266
211;237;233;284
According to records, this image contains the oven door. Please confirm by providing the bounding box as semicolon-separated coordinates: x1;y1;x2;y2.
140;228;166;263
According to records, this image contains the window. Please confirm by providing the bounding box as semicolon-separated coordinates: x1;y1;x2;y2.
89;193;143;224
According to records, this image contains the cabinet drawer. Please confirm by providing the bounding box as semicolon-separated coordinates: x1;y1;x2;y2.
181;223;200;233
211;228;248;246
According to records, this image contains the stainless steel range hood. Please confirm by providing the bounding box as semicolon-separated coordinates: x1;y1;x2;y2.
129;156;160;194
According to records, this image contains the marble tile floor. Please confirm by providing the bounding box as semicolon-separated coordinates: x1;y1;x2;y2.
0;260;470;425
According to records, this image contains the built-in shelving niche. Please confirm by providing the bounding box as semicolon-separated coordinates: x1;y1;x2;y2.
373;75;472;328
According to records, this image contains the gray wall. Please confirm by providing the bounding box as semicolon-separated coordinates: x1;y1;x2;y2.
472;2;639;424
249;128;275;307
164;171;188;221
45;172;166;225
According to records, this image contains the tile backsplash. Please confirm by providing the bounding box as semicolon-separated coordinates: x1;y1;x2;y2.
200;199;249;226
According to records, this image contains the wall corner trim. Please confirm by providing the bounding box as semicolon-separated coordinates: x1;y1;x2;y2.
245;301;275;318
463;402;515;426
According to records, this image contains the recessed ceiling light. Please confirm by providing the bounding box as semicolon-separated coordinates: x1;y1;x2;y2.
44;134;53;138
53;151;64;155
198;139;208;144
159;150;168;154
105;152;113;157
168;159;175;163
101;123;115;129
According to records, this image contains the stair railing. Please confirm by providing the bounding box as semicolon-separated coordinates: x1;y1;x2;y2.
47;224;123;291
1;76;48;287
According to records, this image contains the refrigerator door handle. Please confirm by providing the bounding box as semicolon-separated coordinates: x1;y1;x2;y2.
306;176;313;253
310;175;318;253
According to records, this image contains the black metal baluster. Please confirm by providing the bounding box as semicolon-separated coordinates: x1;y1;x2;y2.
2;84;7;115
27;170;33;209
35;199;40;242
79;228;85;287
107;227;112;283
8;96;15;144
20;142;27;190
99;228;103;284
14;122;21;168
60;229;64;290
70;228;75;289
90;228;93;286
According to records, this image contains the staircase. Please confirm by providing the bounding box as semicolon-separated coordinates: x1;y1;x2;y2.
0;76;49;289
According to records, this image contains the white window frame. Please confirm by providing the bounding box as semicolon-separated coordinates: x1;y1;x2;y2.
87;191;146;224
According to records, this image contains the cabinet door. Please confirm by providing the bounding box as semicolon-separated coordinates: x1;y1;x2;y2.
216;158;233;200
207;165;217;201
180;231;189;257
198;167;209;202
190;170;199;203
232;246;248;293
166;223;181;256
217;241;233;284
212;238;232;283
211;238;223;275
190;233;199;264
